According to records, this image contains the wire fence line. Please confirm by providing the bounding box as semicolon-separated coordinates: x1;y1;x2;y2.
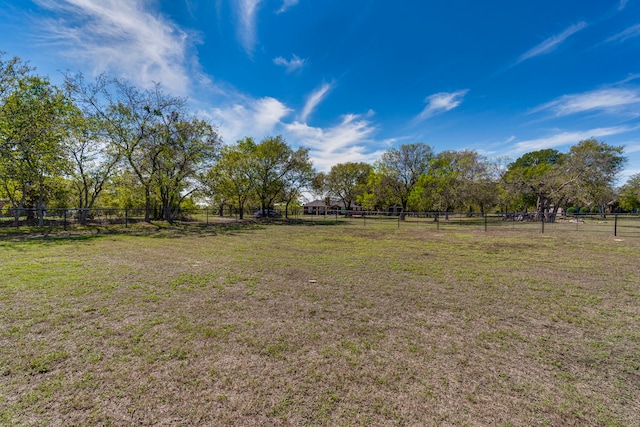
1;207;639;237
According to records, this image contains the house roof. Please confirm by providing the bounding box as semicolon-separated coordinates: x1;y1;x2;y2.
303;199;360;208
303;200;327;207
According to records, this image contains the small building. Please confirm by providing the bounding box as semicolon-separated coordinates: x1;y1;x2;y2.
303;200;328;215
303;199;363;215
387;204;403;215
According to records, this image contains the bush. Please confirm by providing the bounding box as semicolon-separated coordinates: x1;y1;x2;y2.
566;207;577;214
579;207;590;214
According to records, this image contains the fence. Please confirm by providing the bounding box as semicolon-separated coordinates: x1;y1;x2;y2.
293;210;640;237
1;207;639;237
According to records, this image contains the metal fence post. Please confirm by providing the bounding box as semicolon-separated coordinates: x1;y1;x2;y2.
484;213;487;232
125;208;129;228
614;214;618;237
63;210;67;230
541;215;545;234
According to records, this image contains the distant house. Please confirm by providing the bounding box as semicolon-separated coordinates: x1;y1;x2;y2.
303;199;363;214
303;200;327;215
387;204;403;215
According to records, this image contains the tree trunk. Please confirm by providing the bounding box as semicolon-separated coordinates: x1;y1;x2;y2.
38;183;45;227
400;200;407;221
144;186;151;222
238;201;244;219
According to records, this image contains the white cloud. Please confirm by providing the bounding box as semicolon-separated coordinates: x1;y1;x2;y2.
625;143;640;154
32;0;194;94
300;82;333;123
276;0;299;14
205;95;383;171
273;54;307;73
532;88;640;117
206;96;291;144
507;126;636;156
285;114;381;171
606;24;640;43
236;0;263;57
517;22;587;63
618;0;629;11
414;90;468;122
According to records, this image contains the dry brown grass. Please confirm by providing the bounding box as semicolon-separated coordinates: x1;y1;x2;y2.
1;223;639;426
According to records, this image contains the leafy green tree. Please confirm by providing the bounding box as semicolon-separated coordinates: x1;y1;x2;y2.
205;139;254;219
65;111;121;224
426;149;497;215
567;139;625;217
147;112;220;223
64;74;124;223
320;162;371;212
0;74;73;226
618;173;640;212
375;143;434;219
66;73;221;222
0;54;33;224
99;170;146;209
243;135;312;216
279;146;314;218
503;149;572;220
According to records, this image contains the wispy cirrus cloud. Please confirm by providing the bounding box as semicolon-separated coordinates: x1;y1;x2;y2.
236;0;263;57
508;125;636;156
532;88;640;117
618;0;629;11
414;90;468;122
276;0;298;14
606;24;640;43
517;22;587;63
300;82;333;122
32;0;194;94
273;54;307;73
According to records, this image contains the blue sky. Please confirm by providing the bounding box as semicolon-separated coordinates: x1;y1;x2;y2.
1;0;640;181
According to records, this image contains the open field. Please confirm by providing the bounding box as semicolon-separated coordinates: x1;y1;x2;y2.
1;223;639;426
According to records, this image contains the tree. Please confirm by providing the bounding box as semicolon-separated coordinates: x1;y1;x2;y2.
567;139;625;217
0;54;33;225
375;143;434;219
428;149;497;215
0;74;73;226
64;103;121;224
205;139;254;219
279;146;314;218
146;112;220;223
65;74;188;221
243;135;312;217
320;162;371;213
503;149;573;220
618;173;640;212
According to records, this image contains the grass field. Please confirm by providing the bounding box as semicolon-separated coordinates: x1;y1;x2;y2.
1;222;639;426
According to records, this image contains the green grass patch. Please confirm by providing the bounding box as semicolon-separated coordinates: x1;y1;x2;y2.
1;224;639;425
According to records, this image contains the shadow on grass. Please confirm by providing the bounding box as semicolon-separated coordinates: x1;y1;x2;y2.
0;231;104;247
0;217;356;244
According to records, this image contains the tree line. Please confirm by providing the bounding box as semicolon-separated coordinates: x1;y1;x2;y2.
1;53;638;226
